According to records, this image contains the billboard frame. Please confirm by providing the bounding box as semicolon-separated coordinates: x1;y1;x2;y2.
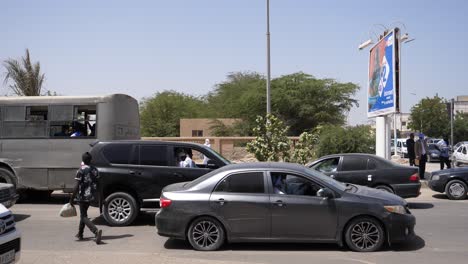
367;28;400;118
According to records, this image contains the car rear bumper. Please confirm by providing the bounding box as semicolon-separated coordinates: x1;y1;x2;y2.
155;210;187;240
392;183;421;198
386;213;416;244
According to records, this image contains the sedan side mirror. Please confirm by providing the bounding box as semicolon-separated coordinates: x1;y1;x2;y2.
206;160;219;169
317;188;334;199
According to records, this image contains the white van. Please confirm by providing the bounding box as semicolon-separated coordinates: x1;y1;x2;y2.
391;138;408;157
0;204;20;263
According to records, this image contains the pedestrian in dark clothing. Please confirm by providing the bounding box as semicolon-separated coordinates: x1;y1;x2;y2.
437;136;451;170
415;133;428;180
70;152;102;244
406;133;416;166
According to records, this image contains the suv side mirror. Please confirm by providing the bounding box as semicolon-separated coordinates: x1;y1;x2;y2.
317;188;334;199
206;160;219;169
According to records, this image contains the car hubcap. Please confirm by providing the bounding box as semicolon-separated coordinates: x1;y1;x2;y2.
351;221;380;250
192;221;219;248
108;198;132;222
449;183;465;198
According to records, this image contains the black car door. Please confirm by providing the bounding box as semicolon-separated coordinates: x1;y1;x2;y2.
168;145;222;183
335;156;371;186
209;171;270;239
137;144;174;199
269;171;338;240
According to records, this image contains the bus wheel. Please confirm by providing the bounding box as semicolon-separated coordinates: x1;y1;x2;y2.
103;192;139;226
0;168;17;188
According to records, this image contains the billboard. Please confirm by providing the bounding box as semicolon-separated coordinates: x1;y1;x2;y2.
367;29;399;117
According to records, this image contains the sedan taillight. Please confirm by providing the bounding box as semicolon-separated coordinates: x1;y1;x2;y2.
160;198;172;208
409;173;420;182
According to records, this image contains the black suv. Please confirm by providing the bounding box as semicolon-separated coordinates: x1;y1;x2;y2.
90;140;230;226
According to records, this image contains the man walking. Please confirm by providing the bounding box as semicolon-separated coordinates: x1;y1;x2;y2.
437;136;451;170
70;152;103;244
415;133;428;180
406;133;416;166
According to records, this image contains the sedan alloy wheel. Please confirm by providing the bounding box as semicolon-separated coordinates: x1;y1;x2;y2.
345;217;384;252
188;217;225;251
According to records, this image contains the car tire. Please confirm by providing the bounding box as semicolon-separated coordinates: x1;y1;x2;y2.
445;180;468;200
375;185;394;194
187;217;225;251
0;168;17;188
103;192;139;226
345;217;385;252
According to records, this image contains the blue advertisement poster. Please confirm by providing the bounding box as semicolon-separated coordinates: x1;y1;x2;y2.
367;30;397;117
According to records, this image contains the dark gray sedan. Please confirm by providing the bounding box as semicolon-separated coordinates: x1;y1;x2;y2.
155;162;416;252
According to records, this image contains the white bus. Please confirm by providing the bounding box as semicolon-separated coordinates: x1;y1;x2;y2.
0;94;140;193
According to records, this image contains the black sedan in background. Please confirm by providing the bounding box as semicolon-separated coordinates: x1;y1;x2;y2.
429;167;468;200
307;153;421;198
156;163;416;252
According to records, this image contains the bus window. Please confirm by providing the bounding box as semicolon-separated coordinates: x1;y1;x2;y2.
74;105;97;137
2;105;48;138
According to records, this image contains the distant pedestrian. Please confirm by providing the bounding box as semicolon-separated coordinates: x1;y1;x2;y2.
437;136;451;170
70;152;103;244
203;138;211;165
406;133;416;166
415;133;428;180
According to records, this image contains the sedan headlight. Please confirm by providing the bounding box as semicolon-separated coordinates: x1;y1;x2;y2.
431;175;440;181
384;205;406;214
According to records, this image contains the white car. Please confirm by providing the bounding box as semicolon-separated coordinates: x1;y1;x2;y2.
0;204;20;263
452;143;468;167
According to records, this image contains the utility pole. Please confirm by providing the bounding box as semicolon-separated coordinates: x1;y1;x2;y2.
451;98;454;166
266;0;271;114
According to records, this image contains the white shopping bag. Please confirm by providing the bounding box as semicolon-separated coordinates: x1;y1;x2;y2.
59;203;77;217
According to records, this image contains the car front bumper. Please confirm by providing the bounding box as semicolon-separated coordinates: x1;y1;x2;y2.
428;179;446;193
386;212;416;244
392;183;421;198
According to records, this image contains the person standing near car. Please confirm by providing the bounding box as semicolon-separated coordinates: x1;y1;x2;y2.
70;152;103;244
437;136;451;170
406;133;416;166
415;133;428;179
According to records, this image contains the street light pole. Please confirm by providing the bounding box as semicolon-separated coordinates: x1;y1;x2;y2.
266;0;271;114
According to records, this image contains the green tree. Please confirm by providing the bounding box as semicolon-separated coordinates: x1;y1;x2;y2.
271;72;359;135
207;72;359;136
290;131;319;164
246;114;291;161
206;72;265;135
315;125;375;157
3;49;45;96
408;96;449;138
140;91;207;136
454;112;468;143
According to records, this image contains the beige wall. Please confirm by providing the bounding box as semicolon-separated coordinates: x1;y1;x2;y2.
180;118;241;137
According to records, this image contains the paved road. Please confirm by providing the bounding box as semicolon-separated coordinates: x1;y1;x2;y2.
12;187;468;264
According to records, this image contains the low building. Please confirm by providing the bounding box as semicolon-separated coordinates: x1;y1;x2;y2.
180;118;241;137
454;95;468;114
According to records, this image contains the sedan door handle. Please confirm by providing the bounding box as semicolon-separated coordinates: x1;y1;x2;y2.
274;200;284;207
330;175;335;179
216;198;226;205
129;170;141;175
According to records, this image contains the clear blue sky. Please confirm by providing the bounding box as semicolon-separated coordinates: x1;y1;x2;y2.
1;0;467;125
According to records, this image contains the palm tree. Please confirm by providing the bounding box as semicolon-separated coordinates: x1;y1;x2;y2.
3;49;45;96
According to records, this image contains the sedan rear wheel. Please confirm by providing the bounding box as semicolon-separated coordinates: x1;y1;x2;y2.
188;217;225;251
445;180;468;200
345;217;385;252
